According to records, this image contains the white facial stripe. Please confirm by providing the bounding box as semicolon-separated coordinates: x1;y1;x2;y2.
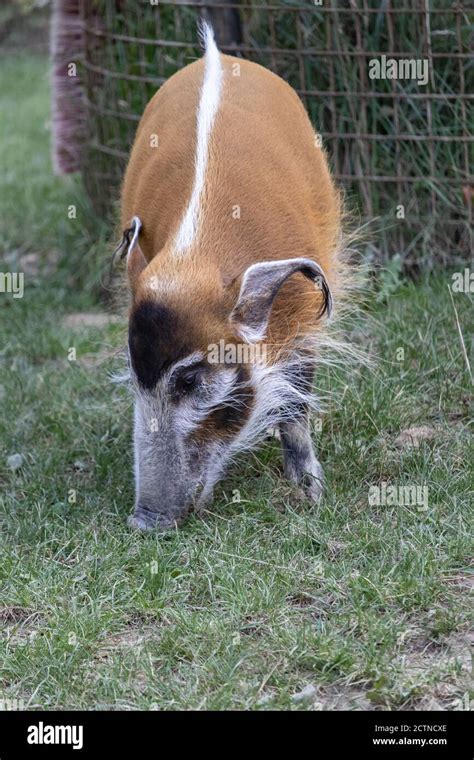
171;351;206;374
176;366;237;436
129;351;205;396
173;23;223;255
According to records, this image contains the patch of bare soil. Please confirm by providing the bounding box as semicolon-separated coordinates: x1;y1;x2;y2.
64;313;123;329
94;628;158;663
316;684;373;711
0;607;45;647
399;631;473;710
395;425;437;448
0;607;42;625
19;250;60;278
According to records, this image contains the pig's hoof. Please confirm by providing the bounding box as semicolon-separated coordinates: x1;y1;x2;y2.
305;475;324;503
286;462;324;504
127;514;154;532
127;509;177;532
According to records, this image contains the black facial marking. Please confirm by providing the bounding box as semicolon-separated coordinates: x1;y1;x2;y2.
128;301;192;390
206;365;254;432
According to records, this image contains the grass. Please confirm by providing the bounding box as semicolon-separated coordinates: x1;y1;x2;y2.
0;52;472;711
0;51;109;300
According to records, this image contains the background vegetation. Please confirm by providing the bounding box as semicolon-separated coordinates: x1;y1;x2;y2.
80;0;472;266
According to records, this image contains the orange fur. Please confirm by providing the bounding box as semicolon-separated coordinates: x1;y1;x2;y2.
121;54;341;361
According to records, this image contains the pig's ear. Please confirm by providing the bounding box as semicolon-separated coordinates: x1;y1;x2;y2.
121;216;146;292
127;242;147;292
230;257;332;342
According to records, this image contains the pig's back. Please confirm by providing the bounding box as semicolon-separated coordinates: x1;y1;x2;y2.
121;48;341;328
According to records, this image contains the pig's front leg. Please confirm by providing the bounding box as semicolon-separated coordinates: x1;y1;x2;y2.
279;414;324;502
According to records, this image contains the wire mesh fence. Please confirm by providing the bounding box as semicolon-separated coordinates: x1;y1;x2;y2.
78;0;473;266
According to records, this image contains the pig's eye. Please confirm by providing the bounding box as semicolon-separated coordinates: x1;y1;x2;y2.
181;369;199;391
170;365;203;400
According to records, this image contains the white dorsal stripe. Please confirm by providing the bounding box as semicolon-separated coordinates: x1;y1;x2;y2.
173;22;223;255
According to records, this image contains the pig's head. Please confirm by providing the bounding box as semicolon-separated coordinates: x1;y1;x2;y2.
125;242;332;531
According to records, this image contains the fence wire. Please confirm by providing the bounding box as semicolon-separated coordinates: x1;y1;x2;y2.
79;0;473;265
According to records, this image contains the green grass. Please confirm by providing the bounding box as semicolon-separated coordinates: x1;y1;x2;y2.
0;52;472;711
0;52;109;300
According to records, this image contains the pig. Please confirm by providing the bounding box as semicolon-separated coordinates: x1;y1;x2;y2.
120;23;343;531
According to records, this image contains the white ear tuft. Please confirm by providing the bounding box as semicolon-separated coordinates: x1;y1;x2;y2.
126;217;146;290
